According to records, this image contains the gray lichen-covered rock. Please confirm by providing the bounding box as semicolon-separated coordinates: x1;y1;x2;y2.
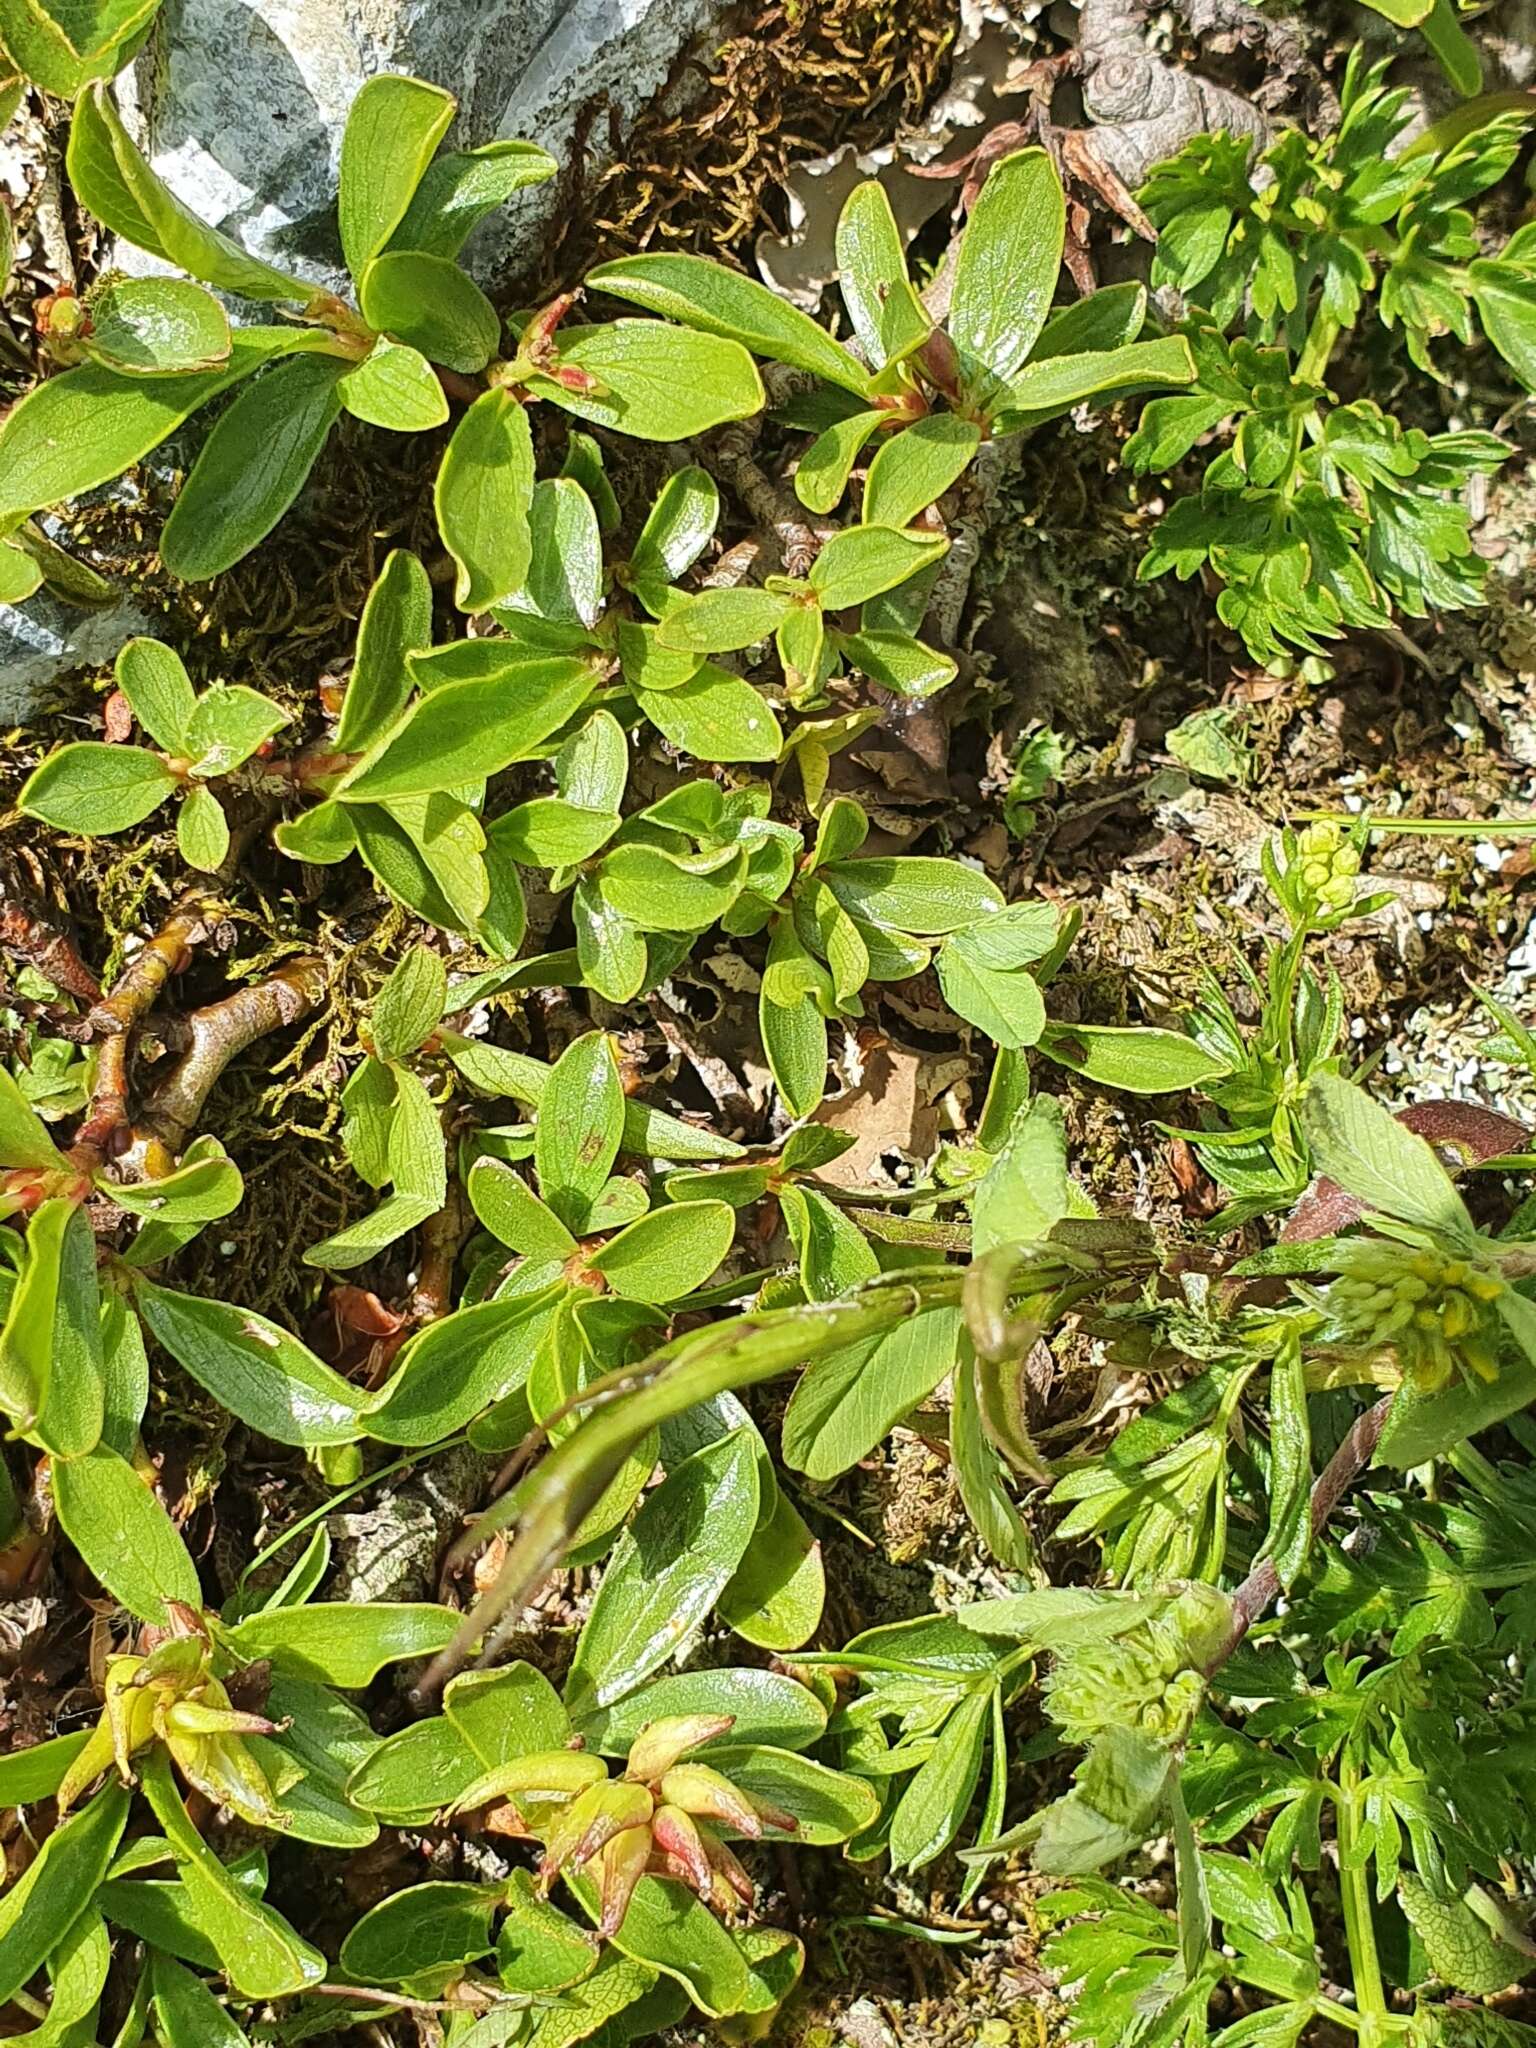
120;0;731;293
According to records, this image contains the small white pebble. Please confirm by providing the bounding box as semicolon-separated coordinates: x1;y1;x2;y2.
1350;1017;1367;1039
1416;910;1434;931
1474;841;1503;871
218;1240;236;1256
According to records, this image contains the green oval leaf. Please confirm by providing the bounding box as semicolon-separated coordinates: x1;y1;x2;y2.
53;1443;201;1625
341;334;450;431
389;138;558;260
360;249;502;374
339;73;456;279
565;1428;761;1713
435;388;535;612
86;276;231;376
340;656;595;801
134;1279;366;1447
340;1882;497;1985
949;146;1065;384
586;1198;736;1304
160;353;347;581
20;741;177;834
0;1783;129;2007
572;1667;828;1755
589;252;870;394
222;1601;460;1687
528;321;765;440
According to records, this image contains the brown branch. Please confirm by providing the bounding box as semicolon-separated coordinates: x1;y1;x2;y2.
86;896;213;1039
0;894;100;1005
711;419;832;579
68;894;216;1166
137;957;327;1152
407;1174;469;1326
1209;1394;1394;1671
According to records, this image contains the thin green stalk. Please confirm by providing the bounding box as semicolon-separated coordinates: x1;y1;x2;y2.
234;1437;468;1591
1336;1757;1390;2048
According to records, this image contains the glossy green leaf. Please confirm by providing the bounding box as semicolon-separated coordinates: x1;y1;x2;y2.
565;1428;760;1713
85;276;231;376
336;549;435;750
341;1882;497;1984
341;657;595;801
160;353;347;581
53;1444;201;1624
863;414;980;528
341;333;450;431
150;1952;250;2048
389;138;558;259
782;1306;961;1479
639;661;782;763
706;1744;880;1845
0;1730;91;1806
809;524;947;611
0;0;159;97
223;1600;459;1686
441;1032;746;1160
173;782;228;871
435;388;535;611
66;85;313;301
1302;1071;1476;1243
836;179;930;369
1037;1021;1232;1093
839;626;955;698
141;1752;324;1998
631;464;719;584
347;1660;568;1815
589;251;871;393
994;334;1196;429
574;1667;827;1755
564;1869;749;2017
717;1484;824;1651
20;742;177;834
529;321;765;439
272;798;357;865
656;584;792;653
949;146;1065;383
760;923;828;1118
497;1869;599;1994
795;408;885;515
134;1278;366;1446
597;842;745;932
339;74;456;278
822;854;1002;934
183;684;288;776
587;1198;736;1304
514;475;604;627
360;249;502;373
537;1031;625;1232
468;1157;578;1260
0;539;41;603
364;1290;561;1445
0;1198;103;1456
371;944;447;1062
0;1782;128;2007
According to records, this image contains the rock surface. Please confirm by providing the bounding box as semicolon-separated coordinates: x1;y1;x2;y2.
119;0;733;292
